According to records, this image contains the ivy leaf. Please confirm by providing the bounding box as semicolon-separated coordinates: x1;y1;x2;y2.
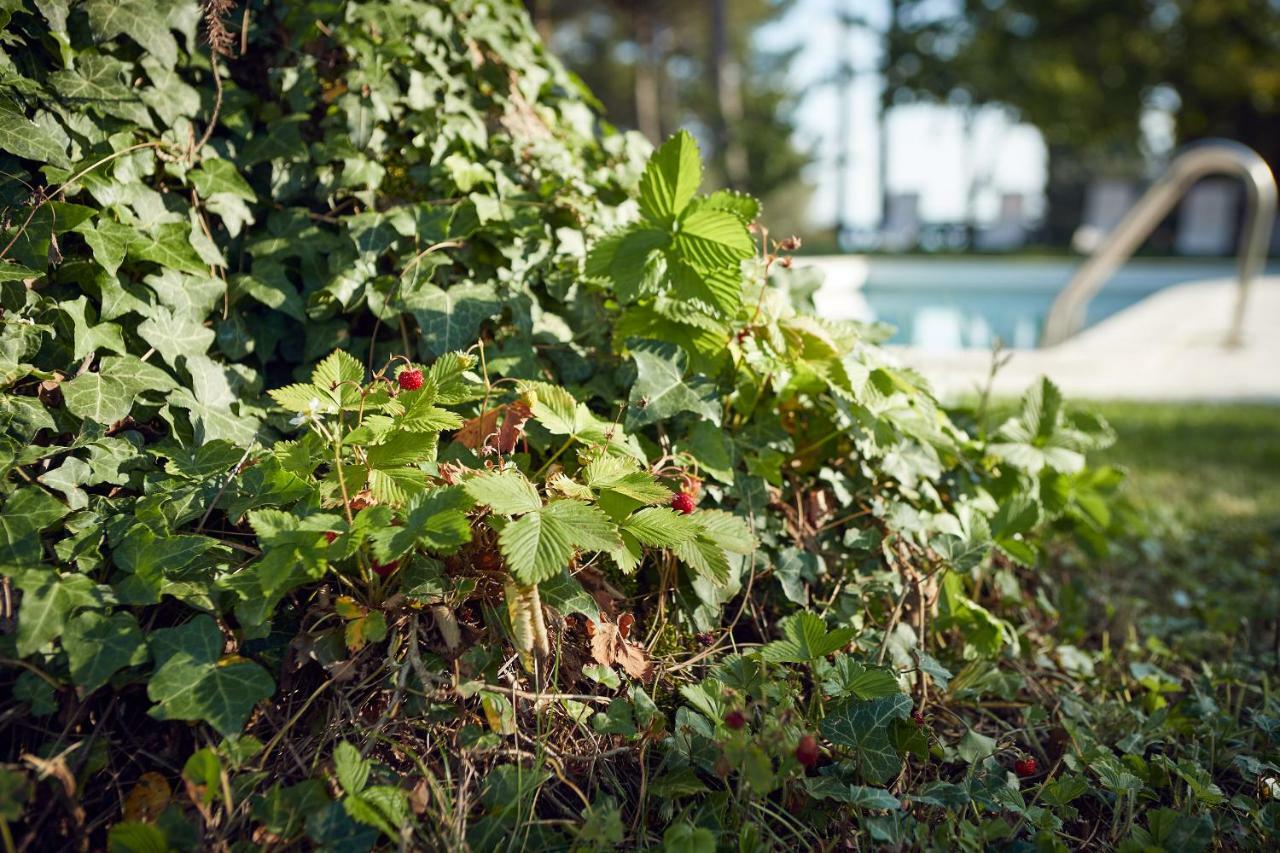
84;0;179;69
137;306;214;367
15;571;104;656
62;355;176;425
759;611;854;663
128;222;208;275
79;218;135;276
804;777;901;810
0;488;70;566
147;615;274;737
819;694;913;785
189;160;256;202
638;130;702;222
626;341;720;429
62;610;149;693
62;296;126;360
405;282;502;358
0;99;70;168
48;54;153;128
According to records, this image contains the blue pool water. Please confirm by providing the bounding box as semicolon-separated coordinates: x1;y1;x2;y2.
838;258;1262;351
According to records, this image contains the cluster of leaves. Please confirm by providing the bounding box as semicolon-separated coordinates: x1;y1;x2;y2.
1;1;1273;851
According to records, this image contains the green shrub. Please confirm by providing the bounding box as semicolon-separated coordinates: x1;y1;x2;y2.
2;2;1272;850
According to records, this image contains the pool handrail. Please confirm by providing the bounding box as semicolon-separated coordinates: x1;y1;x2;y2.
1041;139;1277;347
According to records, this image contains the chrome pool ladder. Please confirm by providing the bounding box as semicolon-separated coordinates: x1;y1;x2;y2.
1041;140;1277;347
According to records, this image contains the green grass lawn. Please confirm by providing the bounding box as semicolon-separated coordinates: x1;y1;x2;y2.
1087;401;1280;529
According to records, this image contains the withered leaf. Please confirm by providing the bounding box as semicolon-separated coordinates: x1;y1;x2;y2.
587;614;653;683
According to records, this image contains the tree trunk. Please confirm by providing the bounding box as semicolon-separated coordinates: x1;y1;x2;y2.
709;0;747;187
633;7;662;143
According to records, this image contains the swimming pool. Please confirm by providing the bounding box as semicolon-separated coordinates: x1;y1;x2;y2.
806;257;1269;351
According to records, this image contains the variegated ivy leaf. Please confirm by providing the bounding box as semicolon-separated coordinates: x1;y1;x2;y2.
62;355;176;425
146;615;275;737
819;694;914;785
625;341;720;429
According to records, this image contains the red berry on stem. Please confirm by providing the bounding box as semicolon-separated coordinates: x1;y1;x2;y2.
795;734;820;768
324;531;337;544
398;369;424;391
724;710;746;730
371;559;398;578
911;709;925;726
671;492;696;514
1014;757;1038;778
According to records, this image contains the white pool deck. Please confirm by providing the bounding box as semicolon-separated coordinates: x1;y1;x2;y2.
802;256;1280;402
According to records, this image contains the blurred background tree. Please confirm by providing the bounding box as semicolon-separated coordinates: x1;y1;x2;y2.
529;0;1280;252
528;0;814;231
886;0;1280;246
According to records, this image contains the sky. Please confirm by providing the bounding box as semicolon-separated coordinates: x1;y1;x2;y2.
757;0;1052;229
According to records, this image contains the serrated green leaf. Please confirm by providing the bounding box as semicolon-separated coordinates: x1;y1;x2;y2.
760;611;854;663
623;506;700;545
673;207;753;271
499;510;572;585
639;130;702;221
464;469;541;515
369;486;473;560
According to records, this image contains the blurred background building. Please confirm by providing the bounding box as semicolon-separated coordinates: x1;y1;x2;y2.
526;0;1280;257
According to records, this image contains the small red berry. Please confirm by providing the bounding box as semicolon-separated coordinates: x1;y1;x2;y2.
324;531;338;544
795;734;820;768
371;559;398;578
670;492;696;514
911;709;925;726
724;710;746;730
397;369;424;391
1014;757;1037;778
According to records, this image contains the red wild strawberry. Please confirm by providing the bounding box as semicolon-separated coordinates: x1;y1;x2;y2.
1014;757;1038;778
670;492;696;514
371;559;398;578
324;531;338;544
911;709;926;727
795;734;820;768
397;368;424;391
724;710;746;730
